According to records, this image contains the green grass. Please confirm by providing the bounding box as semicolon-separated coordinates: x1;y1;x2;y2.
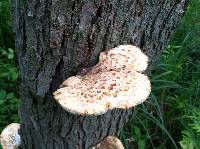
0;0;200;149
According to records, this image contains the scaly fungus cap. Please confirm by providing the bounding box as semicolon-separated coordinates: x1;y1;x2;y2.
98;45;148;72
53;45;151;115
0;123;20;149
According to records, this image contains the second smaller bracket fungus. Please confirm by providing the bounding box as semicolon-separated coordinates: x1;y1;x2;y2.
0;123;21;149
53;45;151;115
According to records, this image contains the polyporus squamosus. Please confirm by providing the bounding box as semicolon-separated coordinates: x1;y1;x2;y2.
93;136;124;149
0;123;20;149
53;45;151;115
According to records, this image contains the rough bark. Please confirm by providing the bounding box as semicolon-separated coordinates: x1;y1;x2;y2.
11;0;188;148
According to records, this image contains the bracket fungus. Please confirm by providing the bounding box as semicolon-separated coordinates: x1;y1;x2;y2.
0;123;20;149
53;45;151;115
93;136;124;149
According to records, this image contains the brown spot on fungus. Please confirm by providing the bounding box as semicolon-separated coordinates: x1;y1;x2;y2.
106;102;111;109
53;45;151;115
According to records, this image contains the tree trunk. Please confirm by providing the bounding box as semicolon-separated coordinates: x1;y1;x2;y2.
11;0;188;148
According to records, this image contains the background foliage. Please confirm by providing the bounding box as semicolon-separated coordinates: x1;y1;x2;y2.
0;0;199;149
121;0;200;148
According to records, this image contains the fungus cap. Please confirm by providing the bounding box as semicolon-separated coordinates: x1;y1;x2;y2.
93;136;124;149
0;123;21;149
98;45;148;72
53;45;151;115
